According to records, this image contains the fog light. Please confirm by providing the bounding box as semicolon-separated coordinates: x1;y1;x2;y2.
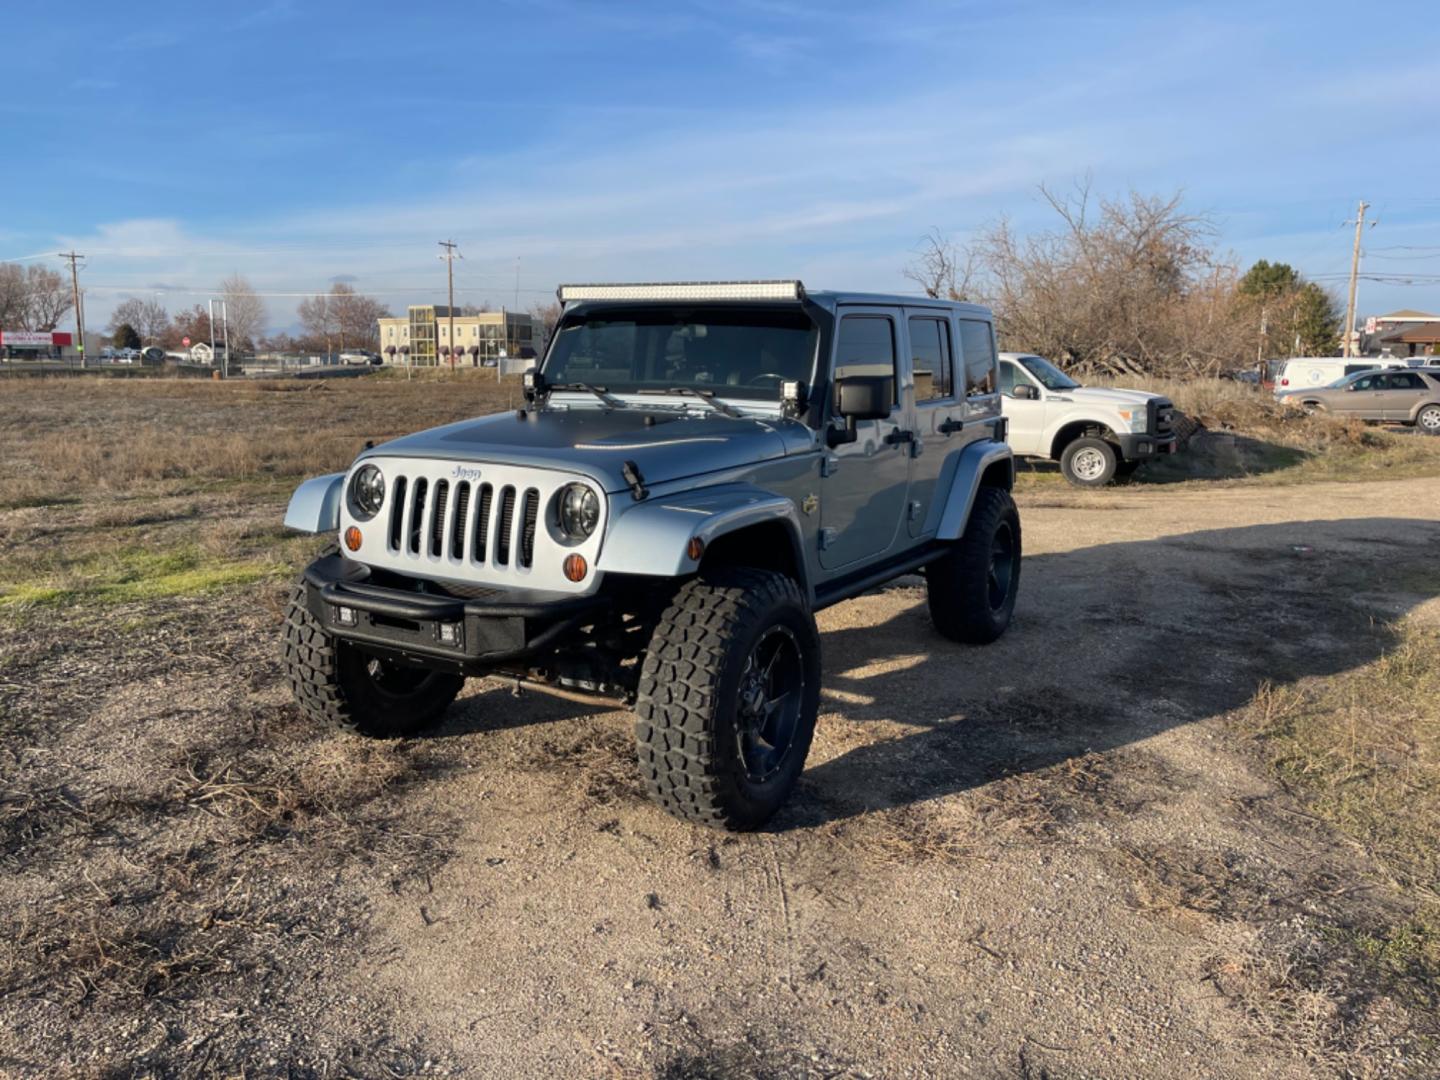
344;526;362;551
335;605;358;627
438;621;463;646
563;554;588;582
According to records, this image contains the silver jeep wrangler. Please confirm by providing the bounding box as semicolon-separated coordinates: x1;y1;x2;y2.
281;281;1020;830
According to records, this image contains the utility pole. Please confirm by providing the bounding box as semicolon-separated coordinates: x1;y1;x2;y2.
1342;200;1370;358
438;240;461;371
60;251;85;367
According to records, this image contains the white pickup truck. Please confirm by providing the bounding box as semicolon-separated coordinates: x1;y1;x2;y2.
999;353;1177;486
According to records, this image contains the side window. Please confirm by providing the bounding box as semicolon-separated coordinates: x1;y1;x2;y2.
998;359;1022;395
1353;375;1375;390
1390;372;1423;390
909;316;952;402
834;315;897;406
957;319;997;396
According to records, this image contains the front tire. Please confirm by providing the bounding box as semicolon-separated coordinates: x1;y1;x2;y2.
926;486;1021;644
1059;437;1118;486
635;568;821;831
281;581;464;737
1417;404;1440;435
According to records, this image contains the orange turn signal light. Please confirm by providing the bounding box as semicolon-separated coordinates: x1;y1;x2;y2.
687;536;705;561
563;554;588;582
344;526;362;552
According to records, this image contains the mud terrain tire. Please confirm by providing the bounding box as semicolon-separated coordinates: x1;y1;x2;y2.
635;567;821;831
926;486;1021;645
281;578;464;738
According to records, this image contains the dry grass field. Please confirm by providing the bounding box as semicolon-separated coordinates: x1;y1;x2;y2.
2;374;1439;1077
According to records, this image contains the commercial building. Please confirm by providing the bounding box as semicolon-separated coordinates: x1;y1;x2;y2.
0;329;76;360
1372;309;1440;359
376;306;536;367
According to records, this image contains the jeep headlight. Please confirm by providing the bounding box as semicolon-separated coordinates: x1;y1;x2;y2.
557;483;600;540
1117;407;1148;434
349;464;385;520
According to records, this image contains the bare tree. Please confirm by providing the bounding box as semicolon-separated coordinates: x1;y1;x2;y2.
0;264;26;329
218;274;266;356
528;300;562;348
903;228;976;301
23;265;74;331
299;283;389;353
297;291;335;354
921;181;1251;377
108;297;170;346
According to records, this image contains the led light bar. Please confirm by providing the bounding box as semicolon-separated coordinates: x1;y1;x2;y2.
557;280;805;303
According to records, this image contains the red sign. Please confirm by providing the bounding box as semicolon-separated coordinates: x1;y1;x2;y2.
182;336;191;347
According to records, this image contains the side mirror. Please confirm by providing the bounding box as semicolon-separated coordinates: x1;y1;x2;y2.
828;375;892;447
836;375;892;421
1012;384;1037;400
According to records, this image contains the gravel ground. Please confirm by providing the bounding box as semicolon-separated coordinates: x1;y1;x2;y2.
3;476;1438;1078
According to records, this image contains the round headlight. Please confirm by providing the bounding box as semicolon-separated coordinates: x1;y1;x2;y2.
350;464;385;520
557;483;600;540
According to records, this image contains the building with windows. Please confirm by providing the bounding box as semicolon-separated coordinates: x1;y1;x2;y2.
376;306;536;366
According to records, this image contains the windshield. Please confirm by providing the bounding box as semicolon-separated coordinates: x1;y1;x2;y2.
1018;354;1081;391
541;305;818;401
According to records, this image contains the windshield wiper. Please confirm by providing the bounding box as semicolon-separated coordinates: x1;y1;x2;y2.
637;386;741;418
549;382;624;408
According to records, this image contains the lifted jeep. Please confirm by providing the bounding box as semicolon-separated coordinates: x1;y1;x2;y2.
282;280;1020;830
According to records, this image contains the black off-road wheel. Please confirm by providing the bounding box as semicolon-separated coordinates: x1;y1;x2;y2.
1059;436;1118;486
280;579;465;738
635;568;821;831
926;486;1021;645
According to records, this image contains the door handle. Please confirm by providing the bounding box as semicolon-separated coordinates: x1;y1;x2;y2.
938;418;964;435
884;428;915;446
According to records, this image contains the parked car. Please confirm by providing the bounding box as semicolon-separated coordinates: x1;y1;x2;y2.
281;280;1021;830
1280;368;1440;431
998;352;1177;486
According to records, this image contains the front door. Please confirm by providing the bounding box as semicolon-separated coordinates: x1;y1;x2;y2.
818;308;911;571
999;358;1047;455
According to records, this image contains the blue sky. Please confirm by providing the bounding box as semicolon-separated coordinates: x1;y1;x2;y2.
3;0;1438;334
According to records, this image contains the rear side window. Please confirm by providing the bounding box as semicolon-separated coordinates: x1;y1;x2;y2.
908;316;953;402
834;315;897;405
1423;371;1440;387
1384;372;1424;390
957;319;996;395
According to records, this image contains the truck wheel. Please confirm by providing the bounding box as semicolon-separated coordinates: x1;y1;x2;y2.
1417;405;1440;435
926;486;1021;645
281;581;464;737
635;568;821;831
1060;437;1118;486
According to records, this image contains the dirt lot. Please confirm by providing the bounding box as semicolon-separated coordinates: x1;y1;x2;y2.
2;378;1438;1078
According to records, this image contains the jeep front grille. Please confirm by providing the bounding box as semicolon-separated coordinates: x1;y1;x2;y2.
369;461;571;584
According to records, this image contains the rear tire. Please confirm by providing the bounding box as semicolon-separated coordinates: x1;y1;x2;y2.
281;579;464;738
635;568;821;831
1059;437;1118;486
1417;405;1440;435
926;486;1021;645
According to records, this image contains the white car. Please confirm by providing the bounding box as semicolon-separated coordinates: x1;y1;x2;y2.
999;352;1177;486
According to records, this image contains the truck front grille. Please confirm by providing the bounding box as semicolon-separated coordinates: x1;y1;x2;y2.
1151;398;1175;438
380;466;549;578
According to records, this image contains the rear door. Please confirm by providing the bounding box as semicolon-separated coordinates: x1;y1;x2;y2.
818;307;912;570
905;307;964;539
1375;371;1428;419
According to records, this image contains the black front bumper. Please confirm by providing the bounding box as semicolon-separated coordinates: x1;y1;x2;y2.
1116;433;1178;459
302;553;608;673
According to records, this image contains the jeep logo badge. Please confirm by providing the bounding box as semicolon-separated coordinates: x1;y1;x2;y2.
451;465;484;481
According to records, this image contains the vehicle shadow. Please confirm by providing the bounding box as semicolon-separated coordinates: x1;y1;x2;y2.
424;517;1439;829
778;515;1438;829
1017;432;1309;486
